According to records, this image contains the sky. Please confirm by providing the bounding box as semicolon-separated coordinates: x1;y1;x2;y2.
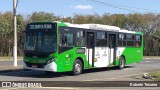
0;0;160;17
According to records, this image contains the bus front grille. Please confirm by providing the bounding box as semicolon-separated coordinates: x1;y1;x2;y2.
25;61;47;68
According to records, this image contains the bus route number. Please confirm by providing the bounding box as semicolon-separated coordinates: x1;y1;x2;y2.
30;24;52;29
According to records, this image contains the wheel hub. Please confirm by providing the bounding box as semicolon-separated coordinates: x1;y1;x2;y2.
75;63;81;73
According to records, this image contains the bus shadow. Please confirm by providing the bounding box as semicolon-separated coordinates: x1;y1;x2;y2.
82;66;135;74
0;66;135;78
0;69;70;78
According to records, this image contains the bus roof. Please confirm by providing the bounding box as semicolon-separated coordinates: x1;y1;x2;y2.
28;21;140;34
57;21;137;34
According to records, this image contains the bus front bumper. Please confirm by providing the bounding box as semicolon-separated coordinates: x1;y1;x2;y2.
23;61;57;72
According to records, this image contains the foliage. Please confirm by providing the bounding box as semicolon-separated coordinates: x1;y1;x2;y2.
0;11;159;56
148;72;160;81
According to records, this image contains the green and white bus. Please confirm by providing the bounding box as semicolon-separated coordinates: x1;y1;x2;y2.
23;21;143;75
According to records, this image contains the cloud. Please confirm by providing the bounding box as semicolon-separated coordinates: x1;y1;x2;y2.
71;5;93;10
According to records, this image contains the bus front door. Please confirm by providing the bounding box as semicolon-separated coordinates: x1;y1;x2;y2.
109;34;116;65
86;32;94;68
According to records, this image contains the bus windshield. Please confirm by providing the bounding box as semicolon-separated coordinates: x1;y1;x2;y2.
25;30;56;53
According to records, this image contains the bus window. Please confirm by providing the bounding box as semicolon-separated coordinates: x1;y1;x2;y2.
136;35;141;41
135;35;142;47
97;32;106;39
96;32;107;47
118;41;126;47
118;33;126;47
126;34;134;40
126;34;135;46
118;33;126;40
76;30;86;46
59;26;74;47
60;33;73;46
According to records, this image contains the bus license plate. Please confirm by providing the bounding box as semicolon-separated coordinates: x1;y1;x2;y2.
32;65;37;68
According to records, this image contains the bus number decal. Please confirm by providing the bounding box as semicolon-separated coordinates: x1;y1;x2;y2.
77;48;85;54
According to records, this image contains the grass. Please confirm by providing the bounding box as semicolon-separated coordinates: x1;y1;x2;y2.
147;72;160;81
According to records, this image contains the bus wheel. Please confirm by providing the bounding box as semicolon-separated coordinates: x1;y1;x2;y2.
73;59;82;75
118;57;125;69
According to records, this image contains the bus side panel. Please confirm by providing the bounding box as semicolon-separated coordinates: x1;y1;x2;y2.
117;47;143;65
94;47;110;67
57;47;87;72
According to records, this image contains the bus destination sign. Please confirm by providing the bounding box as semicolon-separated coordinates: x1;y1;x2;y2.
29;24;52;30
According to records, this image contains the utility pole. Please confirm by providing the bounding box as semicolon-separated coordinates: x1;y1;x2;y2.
13;0;17;66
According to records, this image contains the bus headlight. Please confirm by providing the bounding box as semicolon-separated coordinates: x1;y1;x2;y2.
47;58;56;64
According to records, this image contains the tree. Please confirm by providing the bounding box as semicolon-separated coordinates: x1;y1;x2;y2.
28;12;55;22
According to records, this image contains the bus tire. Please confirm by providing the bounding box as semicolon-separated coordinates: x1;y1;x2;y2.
118;56;125;69
73;59;82;75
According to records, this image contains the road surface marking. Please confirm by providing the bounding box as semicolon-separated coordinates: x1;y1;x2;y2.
123;68;140;71
145;61;153;63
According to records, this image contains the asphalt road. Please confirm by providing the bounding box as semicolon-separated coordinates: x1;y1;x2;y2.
0;58;160;90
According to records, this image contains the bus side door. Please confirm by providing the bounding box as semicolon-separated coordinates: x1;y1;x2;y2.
86;32;95;68
109;34;117;65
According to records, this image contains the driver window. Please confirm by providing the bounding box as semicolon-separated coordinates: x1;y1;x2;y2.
60;33;73;47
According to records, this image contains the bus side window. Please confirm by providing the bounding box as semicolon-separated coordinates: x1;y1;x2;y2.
118;33;126;47
126;34;134;46
67;33;73;46
62;34;67;46
59;27;74;47
60;33;73;46
96;32;107;47
59;34;62;46
135;35;142;47
76;30;86;46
